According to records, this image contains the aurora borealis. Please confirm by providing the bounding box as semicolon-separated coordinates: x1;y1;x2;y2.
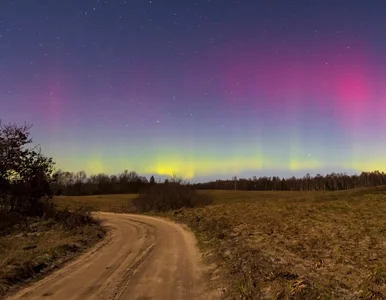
1;1;385;181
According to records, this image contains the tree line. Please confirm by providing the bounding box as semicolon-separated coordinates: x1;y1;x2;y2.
52;170;157;196
53;170;386;196
193;171;386;191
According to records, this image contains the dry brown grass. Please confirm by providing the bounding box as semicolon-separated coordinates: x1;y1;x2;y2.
165;187;386;299
54;194;138;213
201;190;321;205
53;187;386;299
0;214;105;298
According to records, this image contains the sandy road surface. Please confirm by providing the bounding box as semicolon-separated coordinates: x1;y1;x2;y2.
8;213;213;300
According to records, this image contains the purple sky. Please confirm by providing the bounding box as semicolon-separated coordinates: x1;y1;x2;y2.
1;0;386;180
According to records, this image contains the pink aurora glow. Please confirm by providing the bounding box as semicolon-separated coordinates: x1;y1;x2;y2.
216;40;385;131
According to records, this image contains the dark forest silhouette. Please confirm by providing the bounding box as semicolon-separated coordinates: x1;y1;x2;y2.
193;171;386;191
54;170;386;196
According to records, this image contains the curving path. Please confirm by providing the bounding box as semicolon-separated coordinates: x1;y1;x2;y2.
8;213;212;300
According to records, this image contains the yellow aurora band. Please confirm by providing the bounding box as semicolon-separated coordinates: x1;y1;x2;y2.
351;159;386;173
54;151;325;179
50;134;384;179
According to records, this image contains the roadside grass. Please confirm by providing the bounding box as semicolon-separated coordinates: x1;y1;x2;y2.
54;186;386;299
0;211;105;298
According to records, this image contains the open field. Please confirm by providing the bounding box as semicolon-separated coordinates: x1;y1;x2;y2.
55;187;386;299
52;190;319;212
170;187;386;299
54;194;138;213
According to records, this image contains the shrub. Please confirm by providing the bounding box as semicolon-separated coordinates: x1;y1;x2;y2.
53;206;100;229
132;183;212;212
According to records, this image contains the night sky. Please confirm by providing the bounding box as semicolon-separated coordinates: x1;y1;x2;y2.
1;1;386;181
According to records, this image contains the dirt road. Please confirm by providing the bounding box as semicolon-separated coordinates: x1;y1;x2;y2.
8;213;213;300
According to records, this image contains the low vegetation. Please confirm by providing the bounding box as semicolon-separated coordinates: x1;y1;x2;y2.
131;183;213;212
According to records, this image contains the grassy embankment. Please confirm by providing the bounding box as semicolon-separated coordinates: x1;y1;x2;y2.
54;188;386;299
0;209;105;298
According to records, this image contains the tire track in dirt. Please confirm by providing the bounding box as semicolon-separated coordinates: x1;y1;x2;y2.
7;213;214;300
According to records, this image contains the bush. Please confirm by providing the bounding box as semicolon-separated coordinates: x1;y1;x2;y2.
132;184;213;212
53;206;100;229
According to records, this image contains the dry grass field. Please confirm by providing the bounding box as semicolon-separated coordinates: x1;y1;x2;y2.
54;187;386;299
170;188;386;299
0;217;104;298
54;194;138;213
